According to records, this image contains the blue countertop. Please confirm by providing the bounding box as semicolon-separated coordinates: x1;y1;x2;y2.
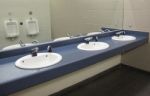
0;30;149;95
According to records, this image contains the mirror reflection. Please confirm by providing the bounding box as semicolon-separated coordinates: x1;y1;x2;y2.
0;0;123;51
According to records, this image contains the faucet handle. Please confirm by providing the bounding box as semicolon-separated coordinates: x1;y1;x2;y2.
47;46;52;52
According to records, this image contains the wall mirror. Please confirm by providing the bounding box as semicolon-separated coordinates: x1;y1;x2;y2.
0;0;124;52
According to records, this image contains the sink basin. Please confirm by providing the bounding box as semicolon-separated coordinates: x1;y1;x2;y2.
112;35;136;41
2;43;33;51
87;32;102;36
77;42;109;51
15;52;62;69
54;37;70;41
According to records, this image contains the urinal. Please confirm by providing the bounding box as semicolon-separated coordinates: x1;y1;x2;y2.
26;18;39;36
4;19;19;38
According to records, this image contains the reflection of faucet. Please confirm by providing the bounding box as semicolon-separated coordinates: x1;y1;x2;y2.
66;33;73;38
101;28;121;33
31;47;39;57
100;28;111;33
32;40;39;44
19;40;25;47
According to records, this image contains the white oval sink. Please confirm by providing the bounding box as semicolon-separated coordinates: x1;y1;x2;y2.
15;52;62;69
2;43;33;51
87;32;102;36
112;35;136;41
77;42;109;51
54;37;70;41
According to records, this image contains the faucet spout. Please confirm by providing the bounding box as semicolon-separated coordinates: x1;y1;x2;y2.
116;31;126;37
31;47;39;57
84;37;93;44
93;36;99;42
47;46;52;52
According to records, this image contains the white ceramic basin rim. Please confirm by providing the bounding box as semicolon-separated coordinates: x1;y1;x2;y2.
77;42;109;51
15;53;62;69
112;35;136;41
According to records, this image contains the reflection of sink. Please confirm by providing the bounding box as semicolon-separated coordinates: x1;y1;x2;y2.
15;52;62;69
54;37;70;41
112;35;136;41
77;42;109;51
87;32;102;36
2;44;33;51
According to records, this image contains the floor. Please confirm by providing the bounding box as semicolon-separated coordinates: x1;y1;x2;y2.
52;65;150;96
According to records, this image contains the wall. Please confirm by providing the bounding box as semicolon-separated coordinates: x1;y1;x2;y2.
10;55;121;96
50;0;123;38
122;0;150;72
123;0;150;32
0;0;51;49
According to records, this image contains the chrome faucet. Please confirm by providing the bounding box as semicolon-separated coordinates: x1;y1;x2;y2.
84;37;93;44
93;36;99;42
47;46;52;52
115;31;126;37
31;47;39;57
